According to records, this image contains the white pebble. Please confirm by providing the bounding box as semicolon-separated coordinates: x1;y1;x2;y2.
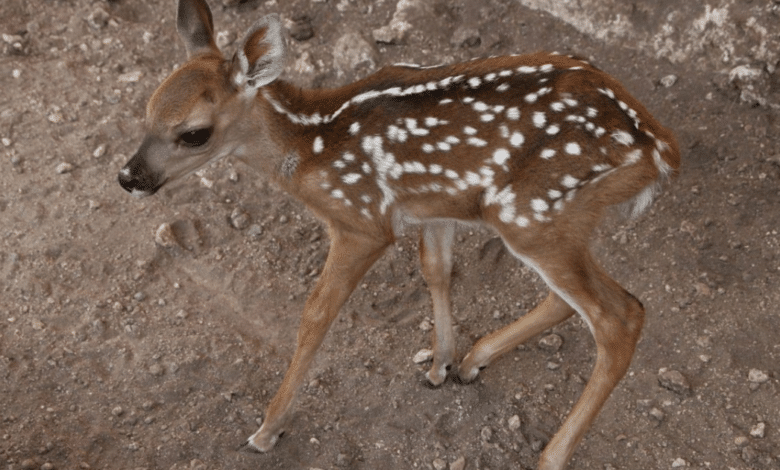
750;422;766;438
671;458;687;468
508;414;521;431
55;162;74;174
412;349;433;364
748;369;769;384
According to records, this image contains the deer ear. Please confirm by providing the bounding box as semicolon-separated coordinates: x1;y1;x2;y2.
177;0;219;57
232;14;287;92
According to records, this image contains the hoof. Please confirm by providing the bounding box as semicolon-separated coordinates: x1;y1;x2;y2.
245;428;283;453
423;364;451;388
453;365;483;385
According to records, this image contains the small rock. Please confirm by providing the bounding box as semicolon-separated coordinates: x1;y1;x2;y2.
660;74;678;88
508;414;521;431
734;435;749;447
41;463;54;470
538;333;563;353
55;162;74;174
111;406;124;417
432;458;446;470
247;224;264;238
748;369;769;384
658;368;691;395
649;407;665;422
419;319;433;332
154;223;180;248
449;456;466;470
133;292;146;302
289;15;314;41
87;7;110;30
671;457;687;468
216;30;236;49
451;26;481;48
31;318;45;330
412;348;433;364
92;144;106;158
20;459;36;469
118;71;143;83
480;426;492;442
1;137;11;147
230;207;251;230
750;422;766;438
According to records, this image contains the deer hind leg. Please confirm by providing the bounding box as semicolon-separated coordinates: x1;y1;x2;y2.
496;239;644;470
458;290;575;383
247;228;388;452
419;221;457;386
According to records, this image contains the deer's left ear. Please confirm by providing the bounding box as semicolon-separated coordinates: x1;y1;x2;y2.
232;14;287;92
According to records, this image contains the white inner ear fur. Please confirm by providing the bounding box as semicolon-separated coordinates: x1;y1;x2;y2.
233;14;286;93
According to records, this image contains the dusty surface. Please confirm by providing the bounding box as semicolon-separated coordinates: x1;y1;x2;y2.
1;0;779;469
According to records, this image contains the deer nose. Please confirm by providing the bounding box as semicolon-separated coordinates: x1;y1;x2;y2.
117;166;161;197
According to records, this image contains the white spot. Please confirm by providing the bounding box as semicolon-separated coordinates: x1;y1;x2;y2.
480;114;495;122
473;102;489;112
343;173;362;184
333;160;346;169
496;83;510;92
349;122;361;135
429;164;443;174
595;127;606;138
361;194;372;204
463;126;478;135
467;137;488;147
563;98;578;107
525;93;538;103
492;105;505;114
531;198;549;212
437;141;452;152
462;96;475;104
465;171;482;186
468;77;481;88
548;189;563;199
586;107;598;118
540;149;556;159
499;206;516;224
445;169;459;179
546;125;560;135
422;143;435;153
506;107;520;120
550;102;565;112
618;100;629;111
499;125;510;139
493;148;511;166
484;73;497;81
313;136;324;154
517;66;537;74
565;142;582;155
404;161;427;173
611;130;635;146
362;162;372;174
499;70;513;77
361;208;372;219
343;152;356;162
426;81;438;91
592;163;612;172
515;216;530;227
624;149;643;164
533;112;547;128
440;98;454;105
405;118;418;130
331;189;345;199
410;127;430;137
561;175;579;188
510;132;524;148
540;63;554;72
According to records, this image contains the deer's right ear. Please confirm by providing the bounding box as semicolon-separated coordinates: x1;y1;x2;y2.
177;0;218;58
231;14;287;93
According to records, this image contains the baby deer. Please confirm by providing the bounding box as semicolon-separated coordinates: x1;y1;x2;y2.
118;0;680;468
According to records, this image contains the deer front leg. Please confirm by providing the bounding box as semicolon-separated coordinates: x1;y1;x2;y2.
419;222;456;386
247;229;388;451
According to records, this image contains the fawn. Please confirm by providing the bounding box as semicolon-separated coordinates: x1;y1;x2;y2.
118;0;680;468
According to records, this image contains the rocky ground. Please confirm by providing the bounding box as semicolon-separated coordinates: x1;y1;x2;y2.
1;0;779;469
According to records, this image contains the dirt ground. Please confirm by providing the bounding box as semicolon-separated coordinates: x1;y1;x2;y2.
1;0;779;469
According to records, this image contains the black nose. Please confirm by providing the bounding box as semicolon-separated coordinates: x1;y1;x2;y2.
117;166;161;196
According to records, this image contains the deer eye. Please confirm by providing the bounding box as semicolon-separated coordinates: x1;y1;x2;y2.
178;127;213;147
